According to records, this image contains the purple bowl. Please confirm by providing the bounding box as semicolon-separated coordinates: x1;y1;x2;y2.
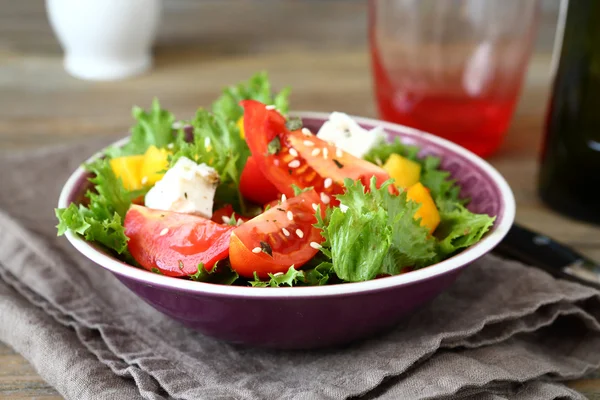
57;111;515;349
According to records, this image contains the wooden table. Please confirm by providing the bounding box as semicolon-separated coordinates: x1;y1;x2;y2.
1;1;599;399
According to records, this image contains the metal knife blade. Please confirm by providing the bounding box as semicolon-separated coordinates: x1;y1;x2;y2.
492;223;600;289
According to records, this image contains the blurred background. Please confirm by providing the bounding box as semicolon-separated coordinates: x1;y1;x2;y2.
0;0;558;150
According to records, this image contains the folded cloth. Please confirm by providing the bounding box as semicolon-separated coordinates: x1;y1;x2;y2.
0;140;598;400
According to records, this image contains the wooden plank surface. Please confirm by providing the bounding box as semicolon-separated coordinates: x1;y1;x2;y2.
1;0;600;399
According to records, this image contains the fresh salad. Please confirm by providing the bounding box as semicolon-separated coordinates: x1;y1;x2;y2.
56;72;495;287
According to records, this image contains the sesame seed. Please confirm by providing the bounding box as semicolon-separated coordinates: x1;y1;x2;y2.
303;140;314;147
288;148;299;157
324;178;332;188
282;227;290;237
167;143;174;149
287;211;294;221
281;194;287;202
252;247;262;253
159;228;169;236
265;105;276;110
320;192;331;204
222;216;231;224
323;148;329;159
311;148;321;157
204;137;211;149
301;128;311;136
312;203;319;211
237;219;244;226
273;272;284;276
310;241;322;249
336;148;343;158
141;176;148;185
296;229;304;238
288;160;301;168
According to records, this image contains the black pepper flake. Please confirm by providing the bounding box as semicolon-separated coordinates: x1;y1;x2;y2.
276;207;285;212
184;192;188;199
288;169;293;175
259;241;273;257
333;159;344;169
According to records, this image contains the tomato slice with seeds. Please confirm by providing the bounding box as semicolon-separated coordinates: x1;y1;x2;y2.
240;100;393;203
229;190;325;278
286;131;392;191
125;205;234;277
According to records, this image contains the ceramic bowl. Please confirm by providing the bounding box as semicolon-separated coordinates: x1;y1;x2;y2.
57;112;515;349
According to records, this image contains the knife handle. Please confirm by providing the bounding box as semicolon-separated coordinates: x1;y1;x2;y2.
493;223;600;288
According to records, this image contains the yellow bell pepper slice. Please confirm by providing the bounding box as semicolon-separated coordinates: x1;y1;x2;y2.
237;117;245;139
109;155;145;191
406;182;441;234
140;145;170;186
383;154;421;189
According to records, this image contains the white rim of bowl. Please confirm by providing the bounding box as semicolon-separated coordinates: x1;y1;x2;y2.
58;111;515;298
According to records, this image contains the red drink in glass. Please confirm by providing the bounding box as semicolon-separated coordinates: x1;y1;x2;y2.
369;0;539;158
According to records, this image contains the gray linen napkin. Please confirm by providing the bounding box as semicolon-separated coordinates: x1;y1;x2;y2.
1;140;599;400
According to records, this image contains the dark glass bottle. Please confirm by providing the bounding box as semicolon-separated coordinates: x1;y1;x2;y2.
539;0;600;225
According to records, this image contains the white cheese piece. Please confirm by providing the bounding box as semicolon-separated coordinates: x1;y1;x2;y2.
144;156;219;219
316;112;386;159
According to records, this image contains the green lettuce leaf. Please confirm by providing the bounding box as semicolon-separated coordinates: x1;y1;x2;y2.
320;177;436;282
363;137;420;166
55;204;129;254
249;261;335;287
363;140;495;263
84;158;134;219
250;266;305;287
189;261;239;285
169;109;250;213
380;190;438;273
327;206;392;281
418;156;462;203
55;158;138;255
105;98;175;158
435;200;496;257
212;71;291;122
302;262;335;286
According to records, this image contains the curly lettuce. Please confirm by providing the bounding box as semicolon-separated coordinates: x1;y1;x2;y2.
364;141;496;259
315;178;437;282
105;99;175;158
55;158;136;255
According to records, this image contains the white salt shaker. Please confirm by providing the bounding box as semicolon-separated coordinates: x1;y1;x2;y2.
46;0;162;81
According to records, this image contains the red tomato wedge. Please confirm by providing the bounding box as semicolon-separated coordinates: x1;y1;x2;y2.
241;100;393;203
125;205;234;277
229;190;325;278
239;156;280;205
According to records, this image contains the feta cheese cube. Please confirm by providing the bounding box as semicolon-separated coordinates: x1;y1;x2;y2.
144;157;219;219
316;112;386;159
